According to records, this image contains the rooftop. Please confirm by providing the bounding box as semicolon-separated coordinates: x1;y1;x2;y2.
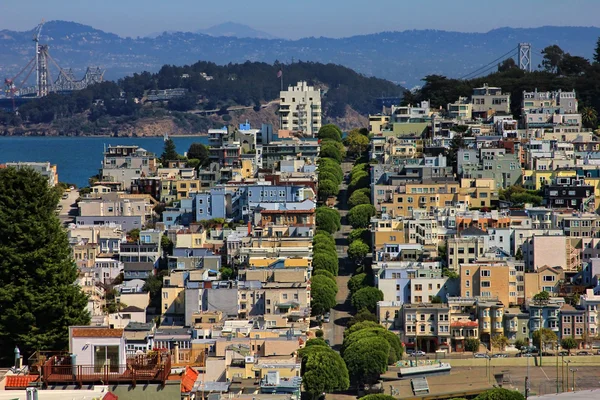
71;327;123;338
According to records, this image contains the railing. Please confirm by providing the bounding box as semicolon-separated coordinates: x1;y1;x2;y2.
39;353;171;387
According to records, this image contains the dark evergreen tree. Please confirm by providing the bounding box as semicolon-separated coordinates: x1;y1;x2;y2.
187;143;210;167
0;167;90;363
161;138;179;164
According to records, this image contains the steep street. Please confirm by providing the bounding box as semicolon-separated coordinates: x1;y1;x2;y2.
324;160;354;349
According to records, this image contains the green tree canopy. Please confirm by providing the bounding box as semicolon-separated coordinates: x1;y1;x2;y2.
348;204;377;228
305;338;328;347
318;158;343;181
317;124;343;142
348;191;371;208
313;251;339;276
474;388;525;400
320;142;343;163
0;167;90;363
343;335;390;386
491;334;509;352
318;170;342;186
348;273;372;294
298;344;349;399
532;328;557;350
313;269;336;281
541;45;565;74
348;239;370;265
561;337;577;354
313;232;335;247
316;207;341;233
318;179;340;201
347;308;378;328
187;143;210;167
360;395;396;400
342;325;403;363
310;275;338;316
348;228;371;246
345;130;370;157
465;338;480;352
351;287;384;313
161;138;179;164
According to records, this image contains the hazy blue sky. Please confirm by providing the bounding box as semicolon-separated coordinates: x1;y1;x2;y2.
1;0;599;39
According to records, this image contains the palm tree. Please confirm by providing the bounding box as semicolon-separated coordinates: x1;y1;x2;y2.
581;106;598;130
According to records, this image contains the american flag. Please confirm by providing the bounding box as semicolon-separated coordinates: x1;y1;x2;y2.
277;70;282;78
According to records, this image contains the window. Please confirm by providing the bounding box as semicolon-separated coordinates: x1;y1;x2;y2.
415;284;423;291
465;280;470;288
481;281;491;288
563;328;571;336
575;315;584;323
543;275;555;282
481;270;491;277
576;327;583;336
465;269;470;276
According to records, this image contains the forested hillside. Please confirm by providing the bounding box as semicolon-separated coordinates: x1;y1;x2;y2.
0;61;400;135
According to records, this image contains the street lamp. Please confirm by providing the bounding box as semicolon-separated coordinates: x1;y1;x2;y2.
570;368;578;392
525;349;531;399
563;360;571;392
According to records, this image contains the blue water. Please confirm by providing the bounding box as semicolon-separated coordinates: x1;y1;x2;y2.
0;136;209;187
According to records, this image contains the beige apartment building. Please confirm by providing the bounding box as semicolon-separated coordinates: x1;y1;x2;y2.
459;261;516;307
279;81;322;137
477;299;505;347
371;217;407;253
523;235;580;272
376;181;468;218
523;265;564;300
402;303;451;353
238;282;310;321
446;235;488;271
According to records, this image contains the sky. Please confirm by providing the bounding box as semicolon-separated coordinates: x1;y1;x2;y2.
1;0;599;39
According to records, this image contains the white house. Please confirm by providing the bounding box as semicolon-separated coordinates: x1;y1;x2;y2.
69;326;126;370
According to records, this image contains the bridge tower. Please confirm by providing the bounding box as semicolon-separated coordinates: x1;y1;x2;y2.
518;43;532;72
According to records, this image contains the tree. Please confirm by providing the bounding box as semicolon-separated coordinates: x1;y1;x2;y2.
312;251;339;276
361;395;396;400
342;324;403;362
305;338;327;347
348;273;371;294
581;106;598;129
318;170;342;186
541;45;565;74
532;328;557;351
465;338;480;352
161;138;179;164
343;336;390;387
474;388;525;400
315;329;324;338
561;337;577;355
320;142;342;163
498;58;517;72
219;267;234;280
318;158;343;182
348;204;376;229
431;295;442;304
128;228;140;242
310;275;338;316
318;179;340;201
491;334;509;352
317;124;343;142
559;54;590;76
161;235;174;257
514;339;526;351
298;344;349;399
446;134;466;174
351;287;384;313
347;308;378;328
595;36;600;64
348;228;371;246
348;190;371;208
346;130;370;157
187;143;210;167
348;239;370;265
532;291;550;303
316;207;341;233
0;167;90;363
313;269;336;281
313;232;335;248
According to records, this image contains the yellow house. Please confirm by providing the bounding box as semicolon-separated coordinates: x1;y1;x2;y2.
176;230;208;249
379;181;468;217
161;271;186;317
370;217;407;252
460;178;497;208
248;257;312;269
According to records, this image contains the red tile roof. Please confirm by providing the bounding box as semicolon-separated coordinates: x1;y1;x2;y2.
103;393;119;400
71;327;124;338
5;375;38;389
181;366;199;393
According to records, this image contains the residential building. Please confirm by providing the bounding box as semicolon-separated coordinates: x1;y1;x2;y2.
471;84;511;118
279;81;322;136
100;145;157;188
523;265;564;300
527;297;565;340
4;161;58;186
459;261;515;307
447;97;473;120
402;303;451;353
504;307;530;344
446;227;490;271
560;304;586;347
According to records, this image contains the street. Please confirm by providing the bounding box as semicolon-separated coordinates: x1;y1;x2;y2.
58;188;79;226
324;161;354;349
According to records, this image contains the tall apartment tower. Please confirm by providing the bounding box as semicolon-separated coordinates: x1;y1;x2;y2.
278;81;322;137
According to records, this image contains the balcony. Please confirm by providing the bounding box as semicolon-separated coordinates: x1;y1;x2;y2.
37;351;171;387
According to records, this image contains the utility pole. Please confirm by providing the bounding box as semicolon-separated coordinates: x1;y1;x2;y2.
525;350;530;399
570;368;577;392
555;342;559;393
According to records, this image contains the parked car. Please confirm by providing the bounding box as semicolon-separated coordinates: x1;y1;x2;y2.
406;350;415;356
62;193;69;200
411;350;426;357
516;352;534;357
559;351;570;356
474;353;488;358
577;351;591;356
492;354;508;358
323;312;331;323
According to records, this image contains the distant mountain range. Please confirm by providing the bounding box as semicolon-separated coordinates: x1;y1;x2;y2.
1;20;599;87
147;22;278;40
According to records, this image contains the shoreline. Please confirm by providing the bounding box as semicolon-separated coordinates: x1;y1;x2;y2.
0;134;209;139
